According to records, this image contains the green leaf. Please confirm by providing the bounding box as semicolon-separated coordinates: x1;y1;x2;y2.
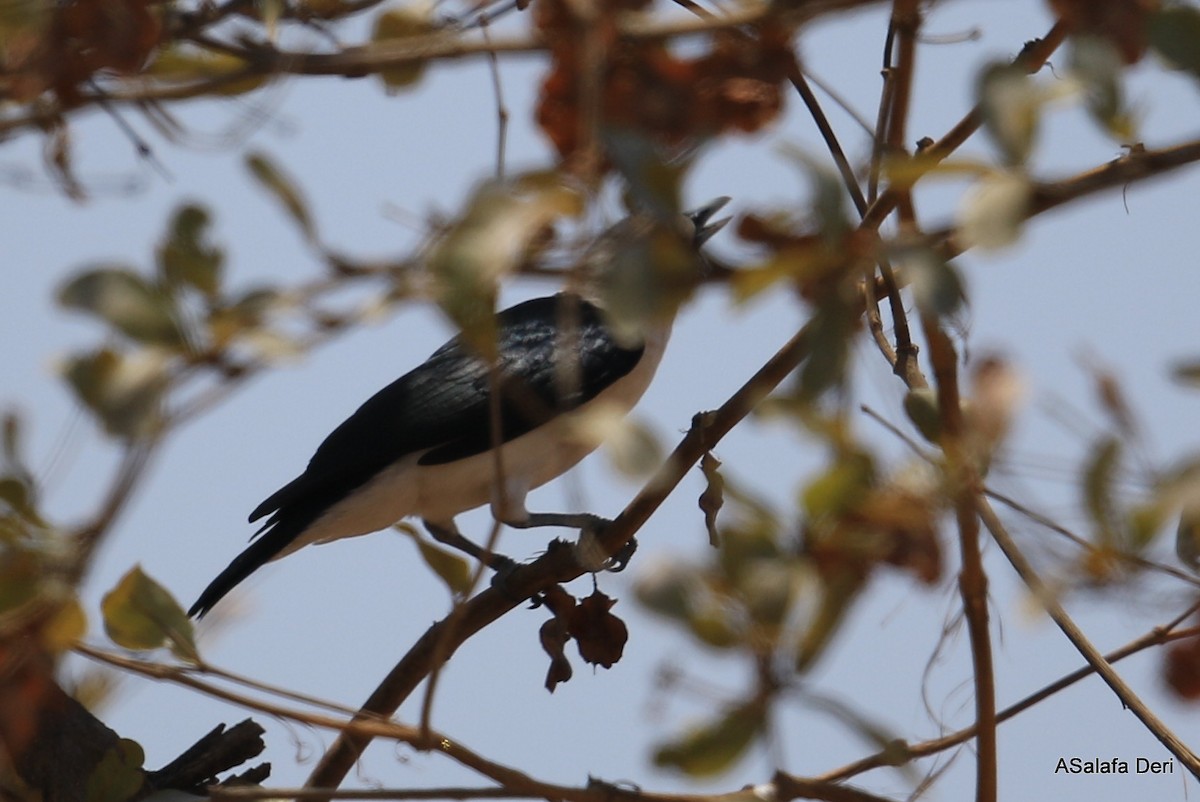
62;348;168;440
796;572;862;671
1149;7;1200;79
635;561;697;621
0;475;44;526
905;250;966;317
802;451;875;520
430;173;583;356
42;597;88;653
85;738;145;802
101;565;198;661
157;203;224;297
371;7;435;92
0;548;41;613
957;169;1032;251
146;47;266;96
977;61;1041;165
903;388;942;443
245;153;316;244
1070;36;1136;142
1082;436;1122;547
409;536;472;595
798;298;855;401
653;702;765;776
1177;510;1200;572
58;267;186;347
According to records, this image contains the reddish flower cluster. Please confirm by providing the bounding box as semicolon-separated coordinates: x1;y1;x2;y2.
534;0;796;162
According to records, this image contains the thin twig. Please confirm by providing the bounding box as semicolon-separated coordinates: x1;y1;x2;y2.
819;618;1200;782
975;495;1200;777
917;306;997;802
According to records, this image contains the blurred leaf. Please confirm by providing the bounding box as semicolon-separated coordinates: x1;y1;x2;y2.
777;145;850;241
1177;509;1200;572
62;348;168;440
1171;359;1200;388
802;451;874;520
904;250;966;317
208;287;282;347
699;452;725;547
977;62;1041;164
416;539;472;595
1149;6;1200;79
957;170;1031;251
798;298;855;400
688;604;743;650
636;559;703;622
157;204;223;297
1165;636;1200;700
59;267;186;347
1082;436;1122;547
737;558;796;628
796;572;861;671
245;153;316;244
606;128;689;217
397;527;472;595
1090;366;1136;436
85;738;145;802
1070;35;1136;141
903;388;941;443
566;403;662;476
0;548;41;613
0;475;44;526
371;7;435;92
146;47;266;96
430;173;583;356
653;701;764;777
42;597;87;653
101;565;198;661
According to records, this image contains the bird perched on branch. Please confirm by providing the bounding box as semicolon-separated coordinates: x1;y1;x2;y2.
189;197;731;618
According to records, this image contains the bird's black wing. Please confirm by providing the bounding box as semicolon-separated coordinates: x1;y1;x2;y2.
250;293;644;521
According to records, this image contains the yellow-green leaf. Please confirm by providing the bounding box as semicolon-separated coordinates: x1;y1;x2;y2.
42;597;88;653
1149;7;1200;79
85;738;145;802
653;702;764;777
62;348;169;440
245;152;316;243
1082;436;1122;547
977;62;1041;165
101;565;198;661
371;7;434;92
59;267;186;347
415;539;472;595
903;388;941;443
157;203;224;297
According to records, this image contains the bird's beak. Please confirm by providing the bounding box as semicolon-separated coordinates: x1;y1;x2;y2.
686;196;733;247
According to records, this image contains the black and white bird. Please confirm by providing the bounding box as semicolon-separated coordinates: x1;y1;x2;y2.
188;198;731;618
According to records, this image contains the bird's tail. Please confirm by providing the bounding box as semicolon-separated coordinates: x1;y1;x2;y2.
188;522;296;618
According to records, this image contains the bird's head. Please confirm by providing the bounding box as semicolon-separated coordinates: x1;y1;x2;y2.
577;196;733;346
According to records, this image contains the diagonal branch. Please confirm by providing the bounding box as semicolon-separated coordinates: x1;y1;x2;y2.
305;324;816;789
